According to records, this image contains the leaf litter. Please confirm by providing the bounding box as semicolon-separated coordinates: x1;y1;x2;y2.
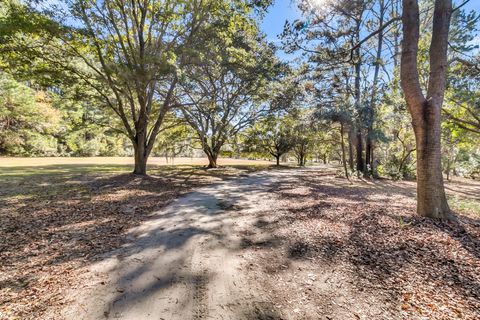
240;172;480;319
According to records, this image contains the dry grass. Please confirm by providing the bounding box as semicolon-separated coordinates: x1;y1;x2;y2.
0;156;273;168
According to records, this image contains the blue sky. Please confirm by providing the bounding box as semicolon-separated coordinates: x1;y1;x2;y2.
261;0;301;44
261;0;480;51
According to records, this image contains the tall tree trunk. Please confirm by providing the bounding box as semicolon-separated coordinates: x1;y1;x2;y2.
353;12;365;176
413;103;450;217
365;0;386;177
275;155;280;166
348;127;354;171
355;128;364;174
392;0;401;72
400;0;451;218
371;145;375;175
340;122;350;179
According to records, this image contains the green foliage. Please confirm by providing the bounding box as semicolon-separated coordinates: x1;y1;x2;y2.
0;0;69;87
455;149;480;179
0;0;478;185
0;75;60;155
179;3;280;165
244;113;297;161
152;116;197;159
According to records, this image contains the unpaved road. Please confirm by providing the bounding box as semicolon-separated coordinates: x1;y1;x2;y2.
60;167;304;320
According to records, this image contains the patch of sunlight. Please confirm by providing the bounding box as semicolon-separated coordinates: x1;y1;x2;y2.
449;196;480;215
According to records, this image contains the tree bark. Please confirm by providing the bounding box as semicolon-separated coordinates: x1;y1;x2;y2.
206;151;218;168
365;0;386;177
340;122;350;179
296;149;306;166
275;155;280;166
413;101;450;217
298;155;306;166
400;0;452;218
133;132;148;175
352;13;365;176
348;127;354;171
355;128;364;174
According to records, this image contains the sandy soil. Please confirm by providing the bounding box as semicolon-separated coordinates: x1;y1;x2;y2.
57;168;294;320
0;164;273;319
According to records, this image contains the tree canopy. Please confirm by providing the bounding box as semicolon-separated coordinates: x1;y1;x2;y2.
1;0;479;217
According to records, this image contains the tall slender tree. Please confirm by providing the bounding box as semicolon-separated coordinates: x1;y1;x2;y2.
365;0;387;176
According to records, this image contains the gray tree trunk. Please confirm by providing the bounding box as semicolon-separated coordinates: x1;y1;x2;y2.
365;0;386;177
340;122;350;179
348;127;354;171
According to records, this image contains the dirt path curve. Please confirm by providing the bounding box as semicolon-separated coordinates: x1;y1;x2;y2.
61;167;310;320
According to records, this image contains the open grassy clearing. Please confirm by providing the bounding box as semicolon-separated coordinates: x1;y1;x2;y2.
0;156;273;168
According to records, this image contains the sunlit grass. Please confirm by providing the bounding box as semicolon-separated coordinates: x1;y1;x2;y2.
0;160;281;203
0;164;133;178
449;196;480;215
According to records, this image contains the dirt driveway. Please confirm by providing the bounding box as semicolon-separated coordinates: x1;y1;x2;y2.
59;167;303;320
